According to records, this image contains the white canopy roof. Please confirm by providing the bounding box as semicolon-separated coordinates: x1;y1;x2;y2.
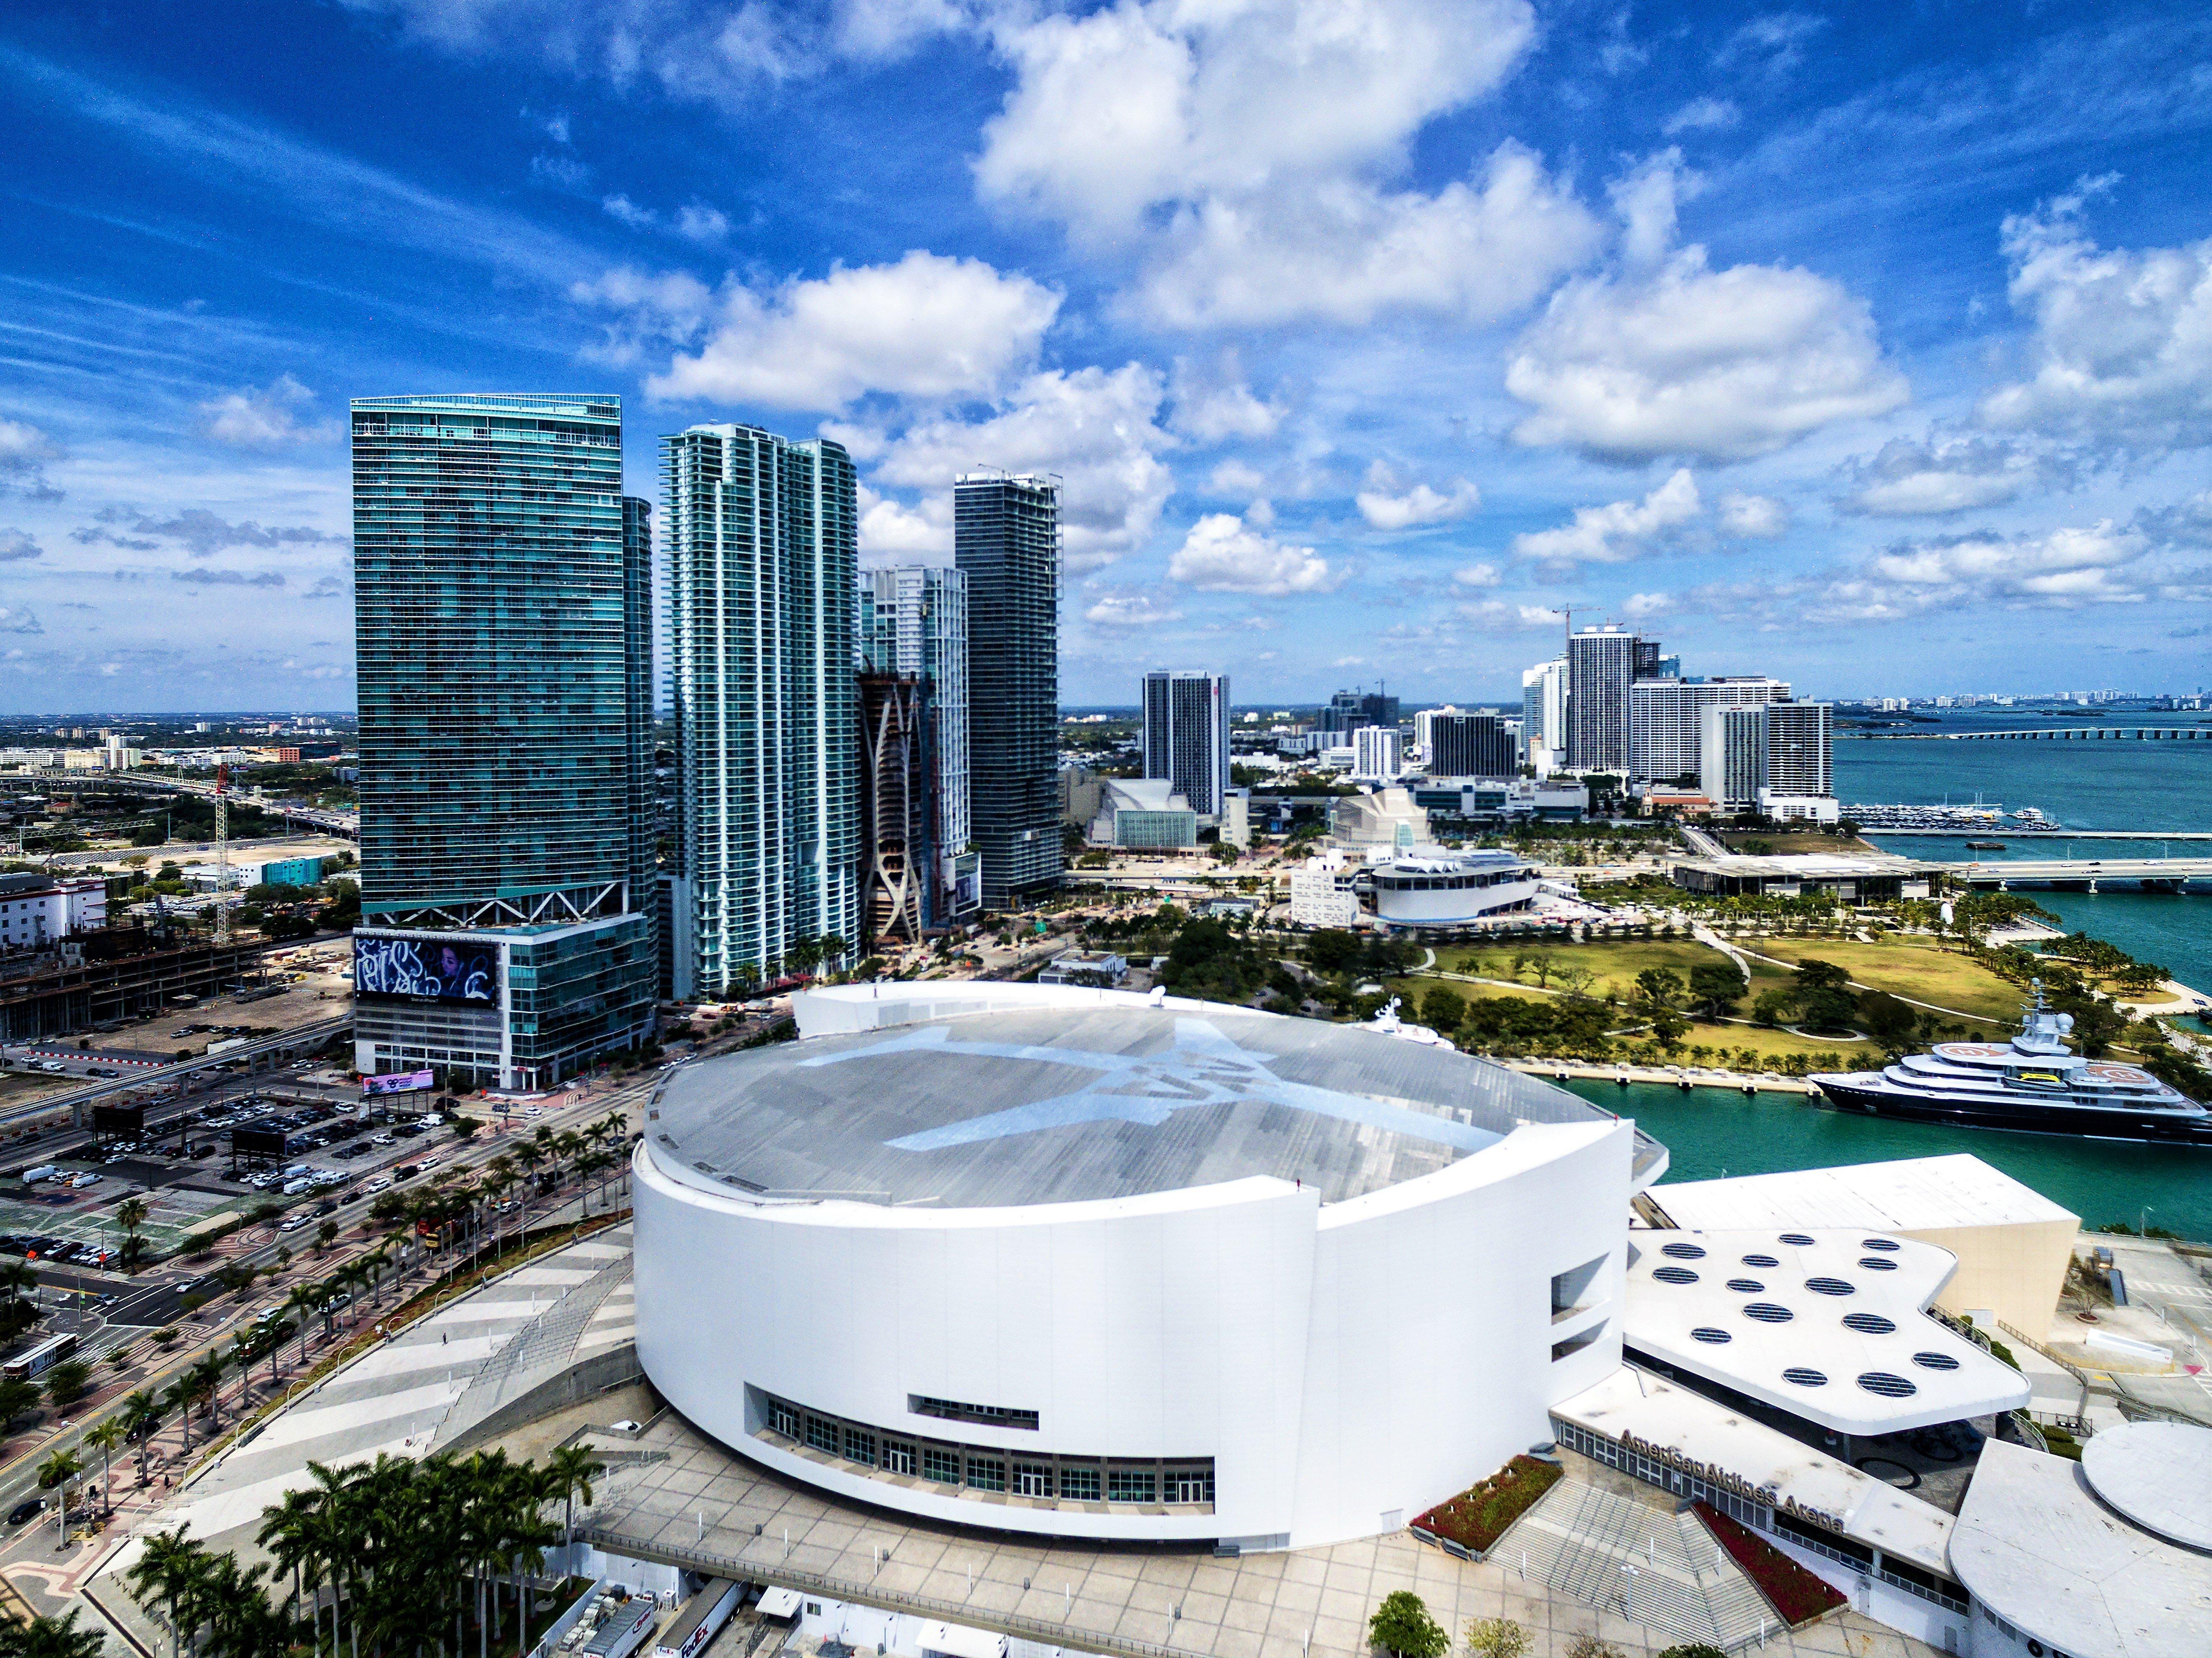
1647;1154;2076;1232
1622;1227;2029;1435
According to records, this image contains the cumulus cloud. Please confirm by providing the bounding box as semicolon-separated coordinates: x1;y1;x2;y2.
1452;561;1501;587
74;507;345;558
1513;468;1701;565
1715;491;1789;538
1085;590;1185;627
1840;435;2038;516
1169;512;1335;595
1132;144;1602;330
1455;599;1567;630
0;607;41;637
856;486;951;562
580;250;1060;411
1663;97;1739;135
601;194;731;242
196;376;336;446
1977;185;2212;450
2135;487;2212;546
302;575;347;600
867;364;1173;572
1506;153;1908;464
0;530;41;563
1167;354;1283;443
1354;463;1481;530
1207;459;1268;499
0;419;64;502
1623;590;1672;616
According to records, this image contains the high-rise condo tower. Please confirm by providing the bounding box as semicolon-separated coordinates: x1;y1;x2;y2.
1141;669;1231;817
350;392;656;1090
955;473;1062;909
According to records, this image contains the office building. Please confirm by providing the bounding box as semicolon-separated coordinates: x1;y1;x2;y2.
1320;686;1399;735
860;566;978;930
1629;676;1790;783
1141;670;1230;817
1565;625;1645;773
956;473;1062;909
1352;725;1403;782
1410;705;1459;759
1425;713;1517;779
1521;658;1568;776
349;393;656;1088
664;424;860;998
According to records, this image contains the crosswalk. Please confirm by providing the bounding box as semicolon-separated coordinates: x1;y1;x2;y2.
1506;1478;1781;1652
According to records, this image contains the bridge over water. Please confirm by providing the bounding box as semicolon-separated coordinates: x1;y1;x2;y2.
1946;857;2212;890
1850;725;2212;742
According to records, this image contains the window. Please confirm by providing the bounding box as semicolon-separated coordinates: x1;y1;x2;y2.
1013;1463;1053;1498
910;1395;1040;1431
1167;1469;1214;1504
921;1447;960;1484
1107;1469;1156;1503
1060;1466;1102;1501
806;1416;839;1454
966;1456;1006;1492
1551;1253;1608;1318
881;1441;915;1476
843;1427;877;1466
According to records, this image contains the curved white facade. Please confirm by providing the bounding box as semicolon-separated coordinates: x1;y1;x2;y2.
633;984;1640;1550
1368;851;1539;929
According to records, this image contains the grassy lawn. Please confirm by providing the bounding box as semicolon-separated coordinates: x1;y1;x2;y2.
1748;936;2025;1022
1432;937;1723;1001
1712;827;1880;854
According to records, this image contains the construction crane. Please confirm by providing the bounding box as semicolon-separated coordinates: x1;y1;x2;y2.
214;762;230;945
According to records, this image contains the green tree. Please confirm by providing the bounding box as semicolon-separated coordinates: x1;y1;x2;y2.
0;1609;111;1658
1634;967;1685;1012
1686;961;1747;1019
41;1361;90;1410
1463;1618;1531;1658
1368;1592;1448;1658
1751;987;1793;1028
1420;986;1466;1033
1857;991;1918;1052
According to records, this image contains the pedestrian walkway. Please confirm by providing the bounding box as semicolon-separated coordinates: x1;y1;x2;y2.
1507;1478;1778;1651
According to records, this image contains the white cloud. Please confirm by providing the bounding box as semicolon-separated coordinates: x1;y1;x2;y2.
1455;599;1565;629
1451;561;1501;587
1355;463;1481;530
856;486;950;562
1167;355;1283;443
1977;186;2212;450
869;364;1173;571
602;194;732;242
1512;468;1701;565
1169;512;1335;595
196;376;334;446
1085;590;1185;627
1715;490;1789;538
1662;97;1738;135
0;419;65;501
0;530;41;563
0;607;41;637
1623;590;1672;616
1506;153;1908;463
1841;435;2036;516
1715;12;1827;73
569;265;716;366
1132;144;1602;329
586;250;1060;412
601;193;655;229
1207;459;1267;499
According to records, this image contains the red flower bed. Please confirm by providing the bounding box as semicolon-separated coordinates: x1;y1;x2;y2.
1410;1456;1563;1553
1694;1504;1847;1627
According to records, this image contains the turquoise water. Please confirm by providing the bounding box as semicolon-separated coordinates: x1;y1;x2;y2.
1564;1079;2212;1241
1836;724;2212;997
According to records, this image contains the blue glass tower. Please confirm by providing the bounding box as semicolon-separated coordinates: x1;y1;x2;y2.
350;393;657;1089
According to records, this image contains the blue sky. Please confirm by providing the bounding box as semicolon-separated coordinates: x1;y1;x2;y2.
2;0;2210;712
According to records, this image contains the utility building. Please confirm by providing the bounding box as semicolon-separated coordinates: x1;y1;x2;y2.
664;423;860;998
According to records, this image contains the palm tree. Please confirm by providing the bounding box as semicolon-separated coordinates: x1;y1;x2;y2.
124;1527;204;1658
2;1609;109;1658
160;1377;196;1457
188;1353;226;1433
255;1487;320;1644
285;1285;320;1367
114;1195;150;1271
543;1444;605;1545
37;1446;82;1548
120;1390;161;1484
84;1418;123;1517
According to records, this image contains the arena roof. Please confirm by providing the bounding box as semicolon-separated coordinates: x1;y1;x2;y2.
647;1000;1663;1209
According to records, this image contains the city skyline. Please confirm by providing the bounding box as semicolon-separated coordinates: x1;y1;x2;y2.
4;2;2211;708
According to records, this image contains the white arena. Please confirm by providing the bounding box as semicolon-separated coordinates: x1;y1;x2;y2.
632;982;1667;1551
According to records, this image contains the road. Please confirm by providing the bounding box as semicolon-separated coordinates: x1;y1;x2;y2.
0;1017;353;1134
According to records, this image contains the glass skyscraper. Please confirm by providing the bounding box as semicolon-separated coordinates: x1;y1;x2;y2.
1141;669;1230;817
955;473;1061;910
663;423;859;999
860;565;976;929
350;393;657;1089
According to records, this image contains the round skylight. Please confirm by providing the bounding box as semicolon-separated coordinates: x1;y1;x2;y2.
1782;1367;1828;1387
1911;1351;1960;1371
1662;1242;1707;1260
1779;1233;1816;1247
1843;1312;1897;1335
1691;1327;1732;1344
1726;1278;1765;1293
1861;1237;1900;1252
1857;1372;1917;1398
1742;1302;1793;1323
1652;1266;1699;1285
1805;1277;1856;1297
1740;1253;1779;1268
1858;1257;1898;1272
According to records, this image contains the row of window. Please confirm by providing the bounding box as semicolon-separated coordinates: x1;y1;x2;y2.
761;1393;1214;1508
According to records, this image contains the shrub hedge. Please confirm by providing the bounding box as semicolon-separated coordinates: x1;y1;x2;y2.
1410;1456;1563;1553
